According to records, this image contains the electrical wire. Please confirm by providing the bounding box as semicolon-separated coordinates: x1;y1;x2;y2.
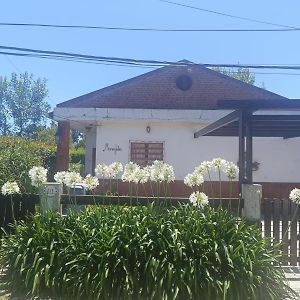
2;45;300;71
0;22;299;32
158;0;299;30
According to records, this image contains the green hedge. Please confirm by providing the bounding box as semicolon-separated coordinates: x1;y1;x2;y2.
0;136;55;193
69;147;85;164
0;206;293;299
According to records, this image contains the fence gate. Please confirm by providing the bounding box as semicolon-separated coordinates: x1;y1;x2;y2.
262;198;300;266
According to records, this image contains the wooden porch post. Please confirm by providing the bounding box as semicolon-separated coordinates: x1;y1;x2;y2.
245;110;253;183
239;109;253;190
55;121;70;172
238;109;246;189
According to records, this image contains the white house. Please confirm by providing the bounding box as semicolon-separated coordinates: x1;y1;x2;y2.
53;62;300;198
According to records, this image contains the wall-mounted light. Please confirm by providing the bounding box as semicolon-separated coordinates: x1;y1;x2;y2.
146;125;151;133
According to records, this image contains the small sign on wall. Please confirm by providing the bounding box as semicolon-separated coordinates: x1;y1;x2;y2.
102;143;122;155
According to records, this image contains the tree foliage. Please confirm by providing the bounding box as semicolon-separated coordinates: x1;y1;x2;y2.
0;72;50;136
212;66;255;85
0;136;55;193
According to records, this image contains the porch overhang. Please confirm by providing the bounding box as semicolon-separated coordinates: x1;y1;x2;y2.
194;99;300;188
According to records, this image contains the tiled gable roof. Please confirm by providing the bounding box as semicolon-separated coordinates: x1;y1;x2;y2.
57;62;287;109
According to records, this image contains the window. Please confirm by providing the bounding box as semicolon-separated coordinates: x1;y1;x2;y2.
130;142;164;166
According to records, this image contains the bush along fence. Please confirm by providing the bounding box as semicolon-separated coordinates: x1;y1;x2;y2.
2;159;300;264
1;159;300;299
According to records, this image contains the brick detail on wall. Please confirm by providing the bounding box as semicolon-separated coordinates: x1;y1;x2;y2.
99;180;298;199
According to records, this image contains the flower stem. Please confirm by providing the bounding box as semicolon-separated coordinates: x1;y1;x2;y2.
207;170;214;206
218;168;222;199
228;179;233;211
282;205;298;244
10;195;15;223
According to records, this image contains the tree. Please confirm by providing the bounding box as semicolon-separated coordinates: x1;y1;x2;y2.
34;123;57;144
0;77;9;134
212;66;255;85
0;72;50;136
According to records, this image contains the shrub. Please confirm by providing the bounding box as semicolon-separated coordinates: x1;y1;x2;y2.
0;206;294;299
0;136;55;193
69;147;85;165
69;147;85;175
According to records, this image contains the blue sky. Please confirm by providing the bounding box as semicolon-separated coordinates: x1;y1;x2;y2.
0;0;300;108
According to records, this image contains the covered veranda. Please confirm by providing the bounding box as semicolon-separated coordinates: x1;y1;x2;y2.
194;99;300;191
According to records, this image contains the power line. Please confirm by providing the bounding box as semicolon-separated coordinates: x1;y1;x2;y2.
0;22;299;32
2;45;300;71
3;50;300;75
159;0;299;30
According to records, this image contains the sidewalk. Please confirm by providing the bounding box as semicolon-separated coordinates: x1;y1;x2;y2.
283;267;300;299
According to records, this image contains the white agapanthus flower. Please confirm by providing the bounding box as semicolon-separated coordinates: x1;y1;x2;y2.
83;174;99;191
147;161;176;183
64;171;82;188
28;166;48;187
132;168;143;184
194;160;213;175
211;158;227;171
290;188;300;204
189;191;209;208
162;163;176;183
95;163;109;178
184;172;204;188
224;162;239;180
54;171;68;184
121;162;141;183
1;181;20;195
149;163;165;183
139;167;151;184
107;162;123;178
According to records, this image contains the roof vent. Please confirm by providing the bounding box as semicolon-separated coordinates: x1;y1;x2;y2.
176;75;193;91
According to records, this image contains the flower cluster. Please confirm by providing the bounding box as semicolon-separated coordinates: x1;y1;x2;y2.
290;188;300;204
28;166;48;187
185;158;238;208
184;172;204;188
95;162;123;179
1;181;20;195
189;191;209;208
192;158;239;180
224;162;239;180
58;171;82;188
194;160;212;175
107;162;123;178
54;171;67;184
121;162;141;184
121;160;175;185
83;174;99;191
149;161;175;183
211;158;227;171
54;171;99;191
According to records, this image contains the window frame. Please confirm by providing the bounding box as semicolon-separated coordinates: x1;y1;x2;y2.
129;140;165;166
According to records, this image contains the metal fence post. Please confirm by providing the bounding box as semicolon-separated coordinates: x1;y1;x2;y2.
64;184;86;214
40;183;63;214
242;184;262;223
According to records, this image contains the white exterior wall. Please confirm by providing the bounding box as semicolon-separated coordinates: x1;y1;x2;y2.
94;120;300;182
53;107;300;183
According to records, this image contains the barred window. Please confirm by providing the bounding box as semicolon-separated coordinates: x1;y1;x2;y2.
130;142;164;166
